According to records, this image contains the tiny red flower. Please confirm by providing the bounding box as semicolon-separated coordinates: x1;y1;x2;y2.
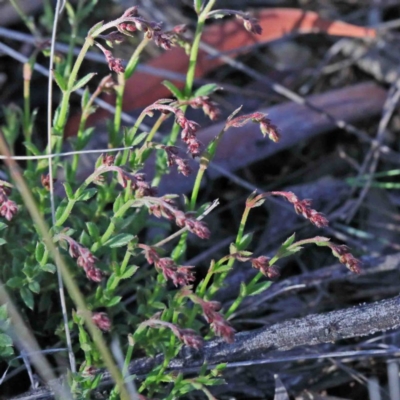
41;174;56;190
271;191;329;228
177;328;204;349
187;293;235;343
58;234;103;282
0;200;18;221
92;312;111;332
96;43;125;74
227;112;280;142
329;244;362;274
102;154;115;166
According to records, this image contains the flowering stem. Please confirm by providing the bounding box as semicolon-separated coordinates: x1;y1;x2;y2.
55;170;99;226
135;114;168;166
111;37;149;147
53;39;92;141
184;0;216;96
208;204;251;298
145;114;167;143
91;198;137;253
111;74;125;147
197;260;216;298
190;166;205;210
159;0;216;158
120;110;149;165
191;123;225;206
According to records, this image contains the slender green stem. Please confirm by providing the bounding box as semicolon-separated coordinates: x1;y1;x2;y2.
55;172;96;226
197;260;216;298
120;250;131;275
236;206;251;245
9;0;39;36
111;73;125;147
53;39;93;142
208;205;251;298
91;199;137;252
163;0;216;150
145;114;167;144
183;0;216;97
190;167;205;210
120;110;149;165
111;37;149;147
64;0;85;78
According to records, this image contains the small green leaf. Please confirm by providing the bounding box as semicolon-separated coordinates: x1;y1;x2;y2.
105;296;122;307
20;288;34;310
132;131;149;146
162;80;183;99
28;281;40;294
81;87;91;110
81;343;92;352
213;264;231;274
52;69;67;91
0;346;14;357
55;199;68;221
249;281;272;296
125;55;140;80
76;127;95;149
86;222;100;240
120;265;138;279
110;217;124;231
106;274;118;291
215;363;227;371
0;222;7;231
53;104;68;134
23;141;41;156
71;72;97;92
79;230;91;248
282;233;296;247
0;334;13;347
229;242;238;254
151;301;166;310
275;245;302;260
63;182;74;200
194;83;220;97
88;20;104;36
104;233;134;248
6;277;24;289
0;304;7;320
239;282;247;297
75;188;97;201
35;242;45;263
238;232;253;250
113;195;124;214
41;263;56;273
90;373;102;389
0;238;6;246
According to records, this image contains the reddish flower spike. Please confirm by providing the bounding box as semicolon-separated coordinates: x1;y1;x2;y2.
92;312;111;332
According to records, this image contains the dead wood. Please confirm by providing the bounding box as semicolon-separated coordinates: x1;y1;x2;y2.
11;252;400;399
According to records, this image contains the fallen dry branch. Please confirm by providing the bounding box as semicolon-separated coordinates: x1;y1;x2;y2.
12;256;400;399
